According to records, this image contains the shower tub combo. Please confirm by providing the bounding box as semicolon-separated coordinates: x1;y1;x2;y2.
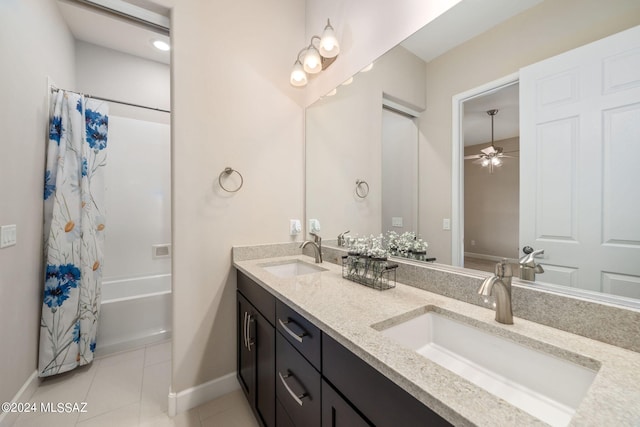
96;273;172;356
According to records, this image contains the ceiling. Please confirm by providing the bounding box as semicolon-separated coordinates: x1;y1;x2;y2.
56;0;170;64
400;0;537;147
401;0;542;63
56;0;525;141
463;83;519;147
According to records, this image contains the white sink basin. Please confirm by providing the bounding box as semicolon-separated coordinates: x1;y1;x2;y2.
260;260;327;278
380;311;597;427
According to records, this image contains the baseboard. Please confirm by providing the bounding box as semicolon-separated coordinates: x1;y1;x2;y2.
167;372;239;416
0;370;39;427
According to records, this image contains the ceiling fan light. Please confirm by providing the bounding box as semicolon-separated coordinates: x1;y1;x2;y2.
492;157;502;166
481;158;490;167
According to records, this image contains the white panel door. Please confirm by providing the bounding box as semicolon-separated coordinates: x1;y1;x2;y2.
519;25;640;296
382;108;418;235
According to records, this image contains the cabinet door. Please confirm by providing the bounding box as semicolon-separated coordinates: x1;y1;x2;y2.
321;379;371;427
255;310;275;427
238;292;255;403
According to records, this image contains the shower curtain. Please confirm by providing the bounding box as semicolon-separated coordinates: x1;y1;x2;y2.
39;89;109;377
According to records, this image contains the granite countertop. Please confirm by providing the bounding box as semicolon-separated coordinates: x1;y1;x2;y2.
234;254;640;427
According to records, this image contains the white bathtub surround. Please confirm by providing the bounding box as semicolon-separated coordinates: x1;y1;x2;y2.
233;246;640;426
96;274;172;357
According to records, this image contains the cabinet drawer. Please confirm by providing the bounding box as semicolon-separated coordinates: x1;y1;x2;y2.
276;333;321;427
276;300;321;370
238;270;276;325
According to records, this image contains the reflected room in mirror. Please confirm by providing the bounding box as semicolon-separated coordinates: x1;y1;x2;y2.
305;1;640;308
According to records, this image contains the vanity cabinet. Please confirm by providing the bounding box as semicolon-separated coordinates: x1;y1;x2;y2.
237;272;276;427
237;271;451;427
322;334;451;427
321;379;371;427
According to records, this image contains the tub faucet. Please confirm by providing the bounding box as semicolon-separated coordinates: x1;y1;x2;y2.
519;246;544;281
300;232;322;263
478;259;513;324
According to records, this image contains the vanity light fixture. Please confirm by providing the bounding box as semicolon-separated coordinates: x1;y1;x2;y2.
289;19;340;87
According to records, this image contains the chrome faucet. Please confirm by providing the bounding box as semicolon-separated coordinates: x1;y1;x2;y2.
300;232;323;263
519;246;544;281
337;230;350;247
478;259;513;324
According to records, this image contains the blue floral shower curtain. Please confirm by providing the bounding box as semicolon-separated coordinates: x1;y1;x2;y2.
39;89;109;377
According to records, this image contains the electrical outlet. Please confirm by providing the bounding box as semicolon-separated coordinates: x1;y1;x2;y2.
471;240;476;246
442;218;451;230
290;219;302;235
309;219;321;234
392;217;403;227
0;224;17;248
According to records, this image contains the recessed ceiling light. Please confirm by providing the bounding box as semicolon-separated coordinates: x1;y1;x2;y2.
152;39;170;51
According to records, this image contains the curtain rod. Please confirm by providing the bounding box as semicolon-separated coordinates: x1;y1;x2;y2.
51;87;170;114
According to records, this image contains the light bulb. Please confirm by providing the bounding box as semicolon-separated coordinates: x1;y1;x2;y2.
492;157;502;166
319;19;340;58
341;77;353;86
152;39;170;51
290;61;307;87
303;46;322;74
481;158;490;167
361;63;374;72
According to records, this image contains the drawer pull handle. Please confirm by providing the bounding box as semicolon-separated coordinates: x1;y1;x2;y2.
278;371;307;406
278;318;306;343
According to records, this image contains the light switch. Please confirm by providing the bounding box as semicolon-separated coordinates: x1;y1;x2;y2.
442;218;451;230
0;224;17;248
392;217;403;227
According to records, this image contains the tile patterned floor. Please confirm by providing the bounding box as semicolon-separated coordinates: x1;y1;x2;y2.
13;341;258;427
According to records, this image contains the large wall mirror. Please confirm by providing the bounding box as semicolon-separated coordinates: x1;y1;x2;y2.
305;0;640;308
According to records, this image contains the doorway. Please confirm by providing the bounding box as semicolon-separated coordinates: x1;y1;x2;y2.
451;73;519;269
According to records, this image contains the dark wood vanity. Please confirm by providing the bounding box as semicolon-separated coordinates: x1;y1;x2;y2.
237;270;451;427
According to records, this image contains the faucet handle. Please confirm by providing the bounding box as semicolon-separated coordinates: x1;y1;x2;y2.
310;232;322;244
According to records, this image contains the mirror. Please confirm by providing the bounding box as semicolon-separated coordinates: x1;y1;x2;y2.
305;2;640;307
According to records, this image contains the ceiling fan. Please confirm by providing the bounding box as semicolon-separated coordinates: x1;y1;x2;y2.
464;109;516;173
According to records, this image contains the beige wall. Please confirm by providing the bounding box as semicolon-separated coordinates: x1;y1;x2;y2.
306;46;425;240
170;0;305;393
464;137;519;259
0;0;76;404
420;0;640;264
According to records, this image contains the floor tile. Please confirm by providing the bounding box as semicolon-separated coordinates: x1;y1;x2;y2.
196;389;246;421
75;402;139;427
13;410;80;427
139;360;171;419
144;341;172;366
77;350;145;421
139;409;202;427
14;362;99;423
95;348;145;367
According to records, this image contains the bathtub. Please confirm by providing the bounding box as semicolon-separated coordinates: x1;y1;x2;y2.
96;273;172;356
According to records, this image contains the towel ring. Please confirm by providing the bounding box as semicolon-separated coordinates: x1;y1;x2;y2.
355;179;369;198
219;167;244;193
